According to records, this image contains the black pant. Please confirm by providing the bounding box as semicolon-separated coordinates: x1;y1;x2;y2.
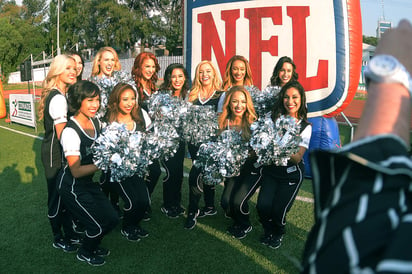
57;168;119;253
46;174;75;241
111;174;150;229
187;143;215;213
145;160;161;196
221;160;262;228
256;162;304;236
161;140;185;208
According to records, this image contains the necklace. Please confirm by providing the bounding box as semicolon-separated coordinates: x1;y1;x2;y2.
199;87;214;102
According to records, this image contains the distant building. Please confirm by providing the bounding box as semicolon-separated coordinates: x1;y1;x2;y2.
376;19;392;38
360;43;376;87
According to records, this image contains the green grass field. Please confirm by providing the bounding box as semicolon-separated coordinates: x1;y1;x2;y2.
0;118;315;273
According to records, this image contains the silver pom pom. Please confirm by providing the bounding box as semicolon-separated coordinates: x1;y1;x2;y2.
250;85;281;116
250;114;302;166
182;105;219;146
194;129;249;185
92;122;151;182
89;70;136;119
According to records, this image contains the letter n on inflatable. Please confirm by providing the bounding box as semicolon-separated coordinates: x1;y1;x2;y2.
184;0;363;177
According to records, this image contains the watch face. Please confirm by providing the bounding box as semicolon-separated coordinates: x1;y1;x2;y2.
371;55;399;76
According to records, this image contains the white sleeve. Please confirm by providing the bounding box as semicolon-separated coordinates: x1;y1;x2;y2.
142;109;152;130
49;94;68;125
60;128;81;157
299;124;312;149
217;92;227;113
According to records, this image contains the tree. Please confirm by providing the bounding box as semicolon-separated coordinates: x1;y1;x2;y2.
0;2;45;78
125;0;183;53
363;35;378;47
21;0;47;25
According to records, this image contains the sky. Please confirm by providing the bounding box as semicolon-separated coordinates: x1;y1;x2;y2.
14;0;412;37
360;0;412;36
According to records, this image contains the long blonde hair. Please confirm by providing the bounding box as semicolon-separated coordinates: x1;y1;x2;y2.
188;60;222;102
222;55;253;90
218;86;257;140
38;54;75;120
90;47;121;77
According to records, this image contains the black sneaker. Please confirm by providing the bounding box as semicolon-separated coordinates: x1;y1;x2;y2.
53;238;78;253
95;246;110;257
184;210;199;230
121;228;141;242
231;225;252;239
198;206;217;218
173;205;185;216
77;249;105;266
268;234;283;249
226;224;236;234
135;226;149;238
260;233;272;246
161;206;179;219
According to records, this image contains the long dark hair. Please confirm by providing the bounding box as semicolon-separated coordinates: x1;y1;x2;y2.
271;81;307;122
160;63;190;99
67;80;101;117
270;56;298;86
104;83;146;131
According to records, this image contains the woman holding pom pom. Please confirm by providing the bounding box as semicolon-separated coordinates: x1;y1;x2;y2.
57;81;119;266
158;64;190;218
90;47;121;79
268;56;298;90
219;55;257;112
184;60;225;229
90;46;123;215
131;52;161;107
101;82;151;241
253;56;299;117
218;86;261;239
256;81;311;249
38;54;79;253
131;52;162;220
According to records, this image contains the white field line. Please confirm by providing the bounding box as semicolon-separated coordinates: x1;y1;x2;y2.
0;125;43;140
1;125;314;204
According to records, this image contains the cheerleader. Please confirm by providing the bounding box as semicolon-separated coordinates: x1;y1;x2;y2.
218;55;255;112
222;55;254;90
131;52;162;220
218;86;260;239
90;46;123;215
101;83;151;241
90;46;121;79
184;60;224;229
38;54;79;252
268;56;298;91
256;81;312;249
57;81;119;266
158;64;190;218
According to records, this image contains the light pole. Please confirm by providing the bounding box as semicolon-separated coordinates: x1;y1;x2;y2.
57;0;61;55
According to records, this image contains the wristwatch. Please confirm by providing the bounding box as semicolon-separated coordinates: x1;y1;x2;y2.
364;54;412;100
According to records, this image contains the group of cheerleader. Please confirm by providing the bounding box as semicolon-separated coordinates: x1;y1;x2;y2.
38;48;312;266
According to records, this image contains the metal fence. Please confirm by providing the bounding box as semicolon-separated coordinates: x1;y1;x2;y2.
9;55;184;84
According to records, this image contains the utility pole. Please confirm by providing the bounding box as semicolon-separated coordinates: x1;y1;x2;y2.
57;0;61;55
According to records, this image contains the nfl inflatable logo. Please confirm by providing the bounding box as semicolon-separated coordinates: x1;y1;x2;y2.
184;0;362;117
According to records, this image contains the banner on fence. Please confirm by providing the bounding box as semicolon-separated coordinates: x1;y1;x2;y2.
184;0;362;117
9;94;37;128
